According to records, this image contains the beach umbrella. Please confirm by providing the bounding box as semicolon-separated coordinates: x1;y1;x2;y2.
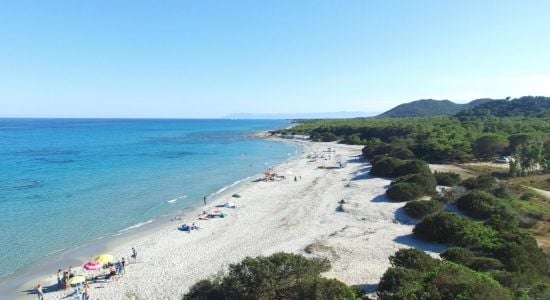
95;254;115;264
84;261;101;271
68;276;86;285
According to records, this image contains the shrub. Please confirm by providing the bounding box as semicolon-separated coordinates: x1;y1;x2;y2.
370;157;404;177
388;147;414;160
434;171;461;186
294;277;357;300
391;173;437;193
386;182;424;202
182;253;344;300
413;212;501;249
377;262;513;300
440;247;472;264
377;267;422;299
462;174;497;191
466;257;505;272
389;248;438;271
456;190;498;219
404;200;444;219
393;159;431;177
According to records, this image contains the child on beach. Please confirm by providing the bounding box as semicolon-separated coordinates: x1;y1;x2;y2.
35;284;44;300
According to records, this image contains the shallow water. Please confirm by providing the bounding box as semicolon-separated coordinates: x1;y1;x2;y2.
0;119;296;278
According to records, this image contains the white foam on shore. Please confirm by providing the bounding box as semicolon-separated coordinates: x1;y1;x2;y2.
118;219;155;233
209;177;250;198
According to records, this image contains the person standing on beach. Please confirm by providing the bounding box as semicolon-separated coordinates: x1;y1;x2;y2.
131;247;137;262
83;283;91;300
36;284;44;300
57;269;63;289
203;196;207;206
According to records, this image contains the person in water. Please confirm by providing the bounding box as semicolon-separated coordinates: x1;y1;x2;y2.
203;196;207;206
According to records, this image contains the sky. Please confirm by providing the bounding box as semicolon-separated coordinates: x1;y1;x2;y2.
0;0;549;118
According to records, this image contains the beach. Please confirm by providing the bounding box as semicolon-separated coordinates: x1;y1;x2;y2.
14;138;445;299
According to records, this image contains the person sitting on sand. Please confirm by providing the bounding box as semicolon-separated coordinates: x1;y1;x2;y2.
192;222;199;230
109;265;117;281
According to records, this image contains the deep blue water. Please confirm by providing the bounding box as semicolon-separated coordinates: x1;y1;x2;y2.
0;119;296;278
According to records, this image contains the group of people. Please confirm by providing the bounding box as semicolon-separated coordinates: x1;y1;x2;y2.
179;222;200;232
35;247;138;300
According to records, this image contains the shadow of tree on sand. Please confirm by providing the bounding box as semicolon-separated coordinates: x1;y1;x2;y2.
394;234;448;253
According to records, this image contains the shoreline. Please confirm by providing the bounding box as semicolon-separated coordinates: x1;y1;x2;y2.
6;137;445;299
0;134;302;299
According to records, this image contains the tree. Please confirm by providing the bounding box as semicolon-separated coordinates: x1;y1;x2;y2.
182;253;357;300
474;134;509;158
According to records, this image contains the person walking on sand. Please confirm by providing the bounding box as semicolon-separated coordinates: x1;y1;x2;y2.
36;284;44;300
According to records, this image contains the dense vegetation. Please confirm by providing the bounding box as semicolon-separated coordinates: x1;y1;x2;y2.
277;97;550;166
378;249;513;299
377;98;493;118
182;253;358;300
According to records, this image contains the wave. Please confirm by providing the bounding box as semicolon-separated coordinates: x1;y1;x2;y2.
118;219;155;233
209;177;250;198
167;195;187;203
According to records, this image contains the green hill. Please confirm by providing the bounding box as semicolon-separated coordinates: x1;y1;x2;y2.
456;96;550;118
377;98;493;118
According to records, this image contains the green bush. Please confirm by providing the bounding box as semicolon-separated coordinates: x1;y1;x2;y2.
294;277;357;300
413;212;501;249
377;267;422;299
456;190;498;218
466;257;505;272
389;248;437;272
388;147;414;159
182;253;356;300
403;200;443;219
434;171;461;186
393;159;431;177
386;182;424;202
370;157;404;177
377;262;513;300
461;174;498;191
391;173;437;193
440;247;472;264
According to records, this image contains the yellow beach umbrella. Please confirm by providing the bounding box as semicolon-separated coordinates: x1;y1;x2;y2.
95;254;115;264
68;275;86;285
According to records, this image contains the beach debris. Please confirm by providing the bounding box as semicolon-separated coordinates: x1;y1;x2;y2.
232;194;241;198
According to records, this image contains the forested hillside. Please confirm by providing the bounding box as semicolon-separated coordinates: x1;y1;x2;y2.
377;98;493;118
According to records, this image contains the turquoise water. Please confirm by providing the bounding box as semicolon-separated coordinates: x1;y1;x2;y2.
0;119;295;278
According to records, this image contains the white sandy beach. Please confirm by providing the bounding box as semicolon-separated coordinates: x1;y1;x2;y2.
22;139;445;300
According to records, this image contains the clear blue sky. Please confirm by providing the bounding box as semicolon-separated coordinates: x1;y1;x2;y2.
1;0;549;117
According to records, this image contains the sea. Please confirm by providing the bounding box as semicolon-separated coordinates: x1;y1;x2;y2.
0;119;297;279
